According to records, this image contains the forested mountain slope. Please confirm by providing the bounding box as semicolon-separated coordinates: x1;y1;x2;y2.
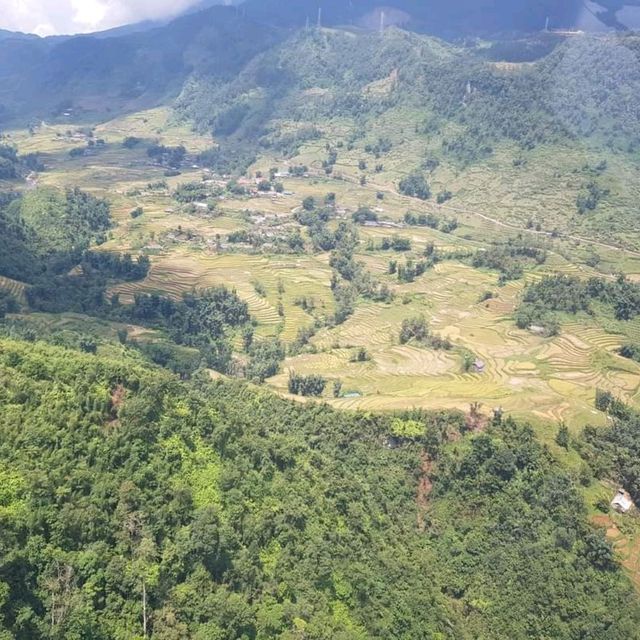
0;8;281;124
178;28;640;155
1;337;639;639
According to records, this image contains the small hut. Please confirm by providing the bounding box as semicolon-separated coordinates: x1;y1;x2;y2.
611;489;634;514
473;359;486;374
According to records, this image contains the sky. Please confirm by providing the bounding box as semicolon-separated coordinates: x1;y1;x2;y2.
0;0;219;36
2;0;639;37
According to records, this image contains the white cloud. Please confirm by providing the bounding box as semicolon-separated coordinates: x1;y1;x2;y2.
0;0;214;36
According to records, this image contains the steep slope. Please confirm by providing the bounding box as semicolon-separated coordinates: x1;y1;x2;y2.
173;27;640;249
178;27;640;152
0;337;639;638
0;7;282;125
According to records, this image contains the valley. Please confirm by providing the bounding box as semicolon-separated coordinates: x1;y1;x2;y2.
4;85;640;429
3;7;640;638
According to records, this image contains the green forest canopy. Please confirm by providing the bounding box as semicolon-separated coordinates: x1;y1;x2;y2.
0;338;639;639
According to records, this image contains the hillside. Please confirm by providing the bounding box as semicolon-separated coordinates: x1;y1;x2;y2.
175;27;640;250
0;7;282;125
1;337;640;639
0;23;639;423
0;0;633;125
3;7;640;637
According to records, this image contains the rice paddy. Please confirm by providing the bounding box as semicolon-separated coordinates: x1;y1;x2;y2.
4;107;640;430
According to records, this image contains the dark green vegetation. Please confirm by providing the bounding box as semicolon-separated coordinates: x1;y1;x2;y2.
123;289;250;373
0;186;254;377
472;240;547;283
0;1;602;123
3;5;640;638
0;145;42;179
515;274;640;333
0;188;110;282
176;28;640;160
0;8;281;123
580;398;640;511
0;338;639;639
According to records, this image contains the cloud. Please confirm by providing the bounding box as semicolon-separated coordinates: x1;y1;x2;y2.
0;0;213;36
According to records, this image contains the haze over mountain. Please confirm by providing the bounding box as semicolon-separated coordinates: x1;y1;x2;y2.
3;0;640;638
0;0;638;127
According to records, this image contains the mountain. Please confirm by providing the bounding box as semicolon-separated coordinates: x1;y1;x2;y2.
177;26;640;153
0;6;282;125
240;0;584;34
1;0;637;126
3;1;640;636
0;336;639;638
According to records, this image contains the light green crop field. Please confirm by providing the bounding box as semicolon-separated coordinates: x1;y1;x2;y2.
6;107;640;430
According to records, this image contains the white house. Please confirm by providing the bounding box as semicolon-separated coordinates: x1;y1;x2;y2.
611;489;634;514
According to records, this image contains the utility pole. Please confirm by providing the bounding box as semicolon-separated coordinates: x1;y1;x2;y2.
317;7;322;28
380;10;385;34
545;16;550;32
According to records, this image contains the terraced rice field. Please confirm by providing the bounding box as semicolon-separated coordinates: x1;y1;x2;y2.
108;250;334;340
0;276;27;304
7;107;640;429
269;261;640;428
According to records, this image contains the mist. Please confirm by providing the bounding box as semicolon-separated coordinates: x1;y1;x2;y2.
0;0;232;37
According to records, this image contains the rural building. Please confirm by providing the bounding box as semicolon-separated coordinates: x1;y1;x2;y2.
473;359;486;373
611;489;634;514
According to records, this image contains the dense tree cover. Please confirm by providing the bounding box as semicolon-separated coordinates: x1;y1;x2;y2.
404;211;440;228
173;183;212;204
147;145;186;170
472;241;547;282
399;315;452;350
244;338;285;382
398;172;431;200
287;371;327;397
174;27;640;202
26;275;110;316
619;343;640;364
134;341;202;379
0;338;638;639
21;259;250;374
0;145;19;179
0;6;282;124
580;402;640;506
429;417;640;639
81;252;150;282
197;145;256;177
123;288;250;373
394;257;433;283
515;274;640;332
0;182;258;377
0;145;41;179
0;188;111;283
350;207;378;224
0;290;18;319
399;315;429;343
